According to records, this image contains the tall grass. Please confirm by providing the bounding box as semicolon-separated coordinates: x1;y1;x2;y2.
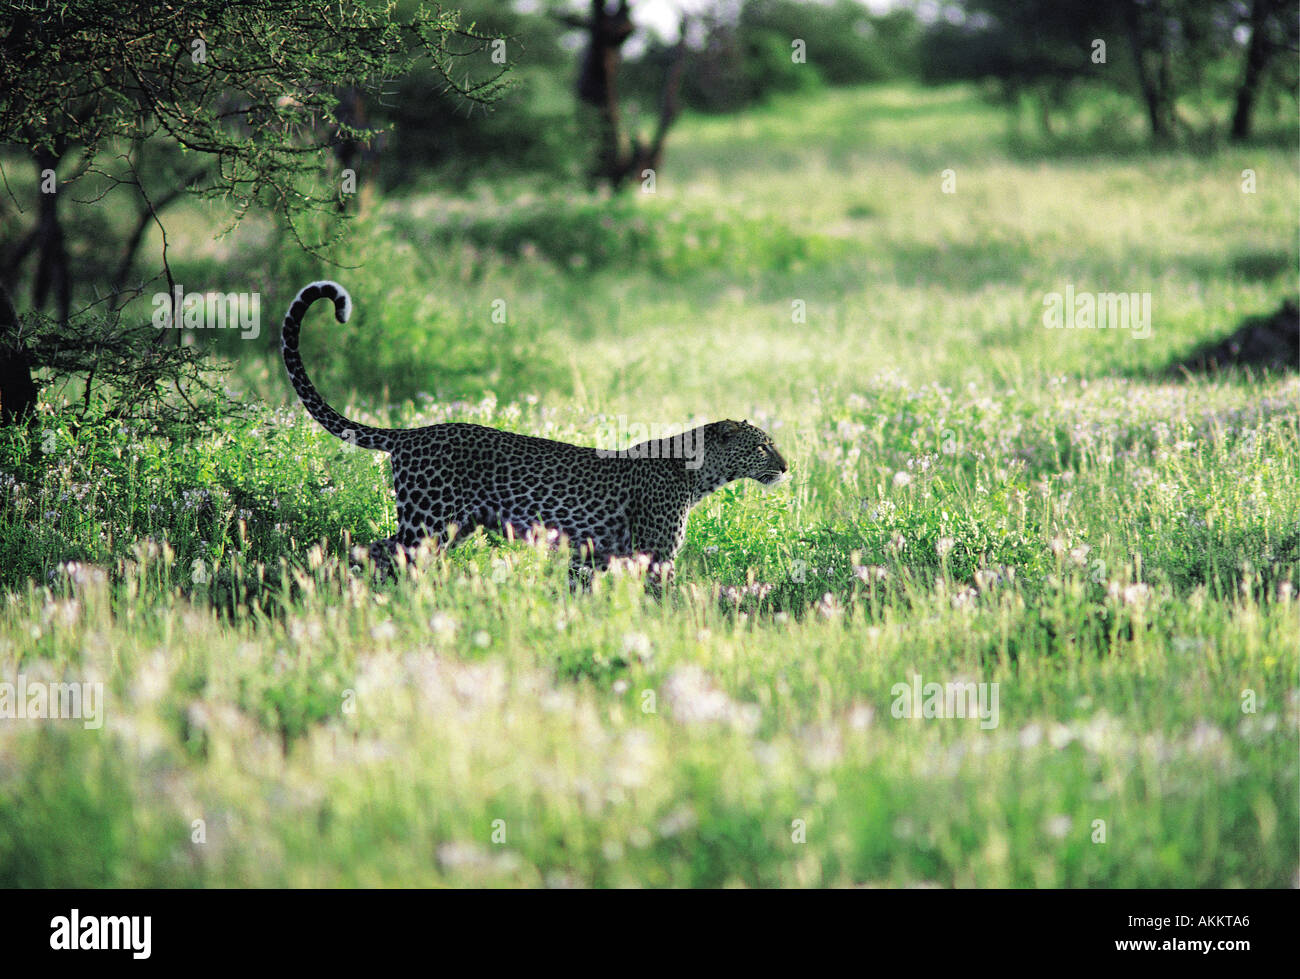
1;86;1296;887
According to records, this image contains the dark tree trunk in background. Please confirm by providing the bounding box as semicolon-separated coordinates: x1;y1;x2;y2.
31;148;71;325
0;282;38;427
576;0;634;184
568;0;686;189
1125;0;1175;142
333;85;373;212
1;152;62;429
1231;0;1277;141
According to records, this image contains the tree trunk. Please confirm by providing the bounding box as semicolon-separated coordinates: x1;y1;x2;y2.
31;149;71;325
1125;0;1174;142
333;85;372;213
0;281;38;427
571;1;686;189
576;0;635;186
1231;0;1276;141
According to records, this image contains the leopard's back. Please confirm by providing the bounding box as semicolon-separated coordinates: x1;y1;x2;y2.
389;423;686;562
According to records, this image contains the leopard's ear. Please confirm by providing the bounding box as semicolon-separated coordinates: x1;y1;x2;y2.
721;420;743;441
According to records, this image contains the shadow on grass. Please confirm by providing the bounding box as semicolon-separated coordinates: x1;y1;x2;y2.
1151;298;1298;379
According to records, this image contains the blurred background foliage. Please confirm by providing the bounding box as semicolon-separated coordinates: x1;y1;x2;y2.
129;0;1293;198
377;0;1298;186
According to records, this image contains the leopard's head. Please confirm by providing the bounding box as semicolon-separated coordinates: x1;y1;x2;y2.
692;419;788;497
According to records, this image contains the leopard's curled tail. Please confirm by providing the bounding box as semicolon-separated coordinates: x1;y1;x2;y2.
281;281;395;451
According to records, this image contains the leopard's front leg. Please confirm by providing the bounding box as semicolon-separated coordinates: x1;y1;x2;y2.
629;504;688;595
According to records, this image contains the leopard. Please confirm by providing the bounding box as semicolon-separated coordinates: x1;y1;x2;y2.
281;280;789;581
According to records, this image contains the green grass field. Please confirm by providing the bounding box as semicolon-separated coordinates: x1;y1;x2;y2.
1;85;1296;887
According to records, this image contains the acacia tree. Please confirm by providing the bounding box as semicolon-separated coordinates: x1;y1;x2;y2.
0;0;502;429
